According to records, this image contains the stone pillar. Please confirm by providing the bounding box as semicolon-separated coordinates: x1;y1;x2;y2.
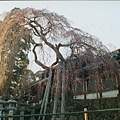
7;96;17;120
19;102;26;120
30;103;36;120
20;110;24;120
0;96;5;120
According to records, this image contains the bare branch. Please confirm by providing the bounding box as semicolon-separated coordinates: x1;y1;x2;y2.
32;43;49;71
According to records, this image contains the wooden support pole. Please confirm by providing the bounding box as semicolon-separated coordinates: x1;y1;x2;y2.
84;108;88;120
42;70;53;120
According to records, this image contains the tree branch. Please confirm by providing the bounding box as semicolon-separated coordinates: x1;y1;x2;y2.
32;44;49;71
40;35;65;62
29;22;41;36
51;55;59;67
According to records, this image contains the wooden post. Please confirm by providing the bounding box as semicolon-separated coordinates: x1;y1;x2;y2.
84;108;88;120
83;78;86;99
117;74;120;96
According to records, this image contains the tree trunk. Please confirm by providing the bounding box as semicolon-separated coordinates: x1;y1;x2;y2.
52;67;61;120
61;63;66;120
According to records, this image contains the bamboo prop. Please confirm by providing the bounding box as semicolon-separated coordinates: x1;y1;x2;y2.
42;69;53;120
38;70;52;120
38;80;48;120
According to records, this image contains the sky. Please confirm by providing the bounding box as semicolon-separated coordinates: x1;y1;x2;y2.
0;1;120;72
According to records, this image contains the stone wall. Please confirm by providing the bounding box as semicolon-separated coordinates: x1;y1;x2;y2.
65;97;120;120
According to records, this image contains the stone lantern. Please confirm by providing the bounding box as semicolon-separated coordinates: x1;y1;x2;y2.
7;96;17;120
0;96;5;120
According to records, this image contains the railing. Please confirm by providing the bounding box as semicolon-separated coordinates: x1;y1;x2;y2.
0;108;120;120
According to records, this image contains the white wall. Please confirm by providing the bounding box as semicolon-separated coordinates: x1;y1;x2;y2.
74;90;119;99
102;90;118;98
